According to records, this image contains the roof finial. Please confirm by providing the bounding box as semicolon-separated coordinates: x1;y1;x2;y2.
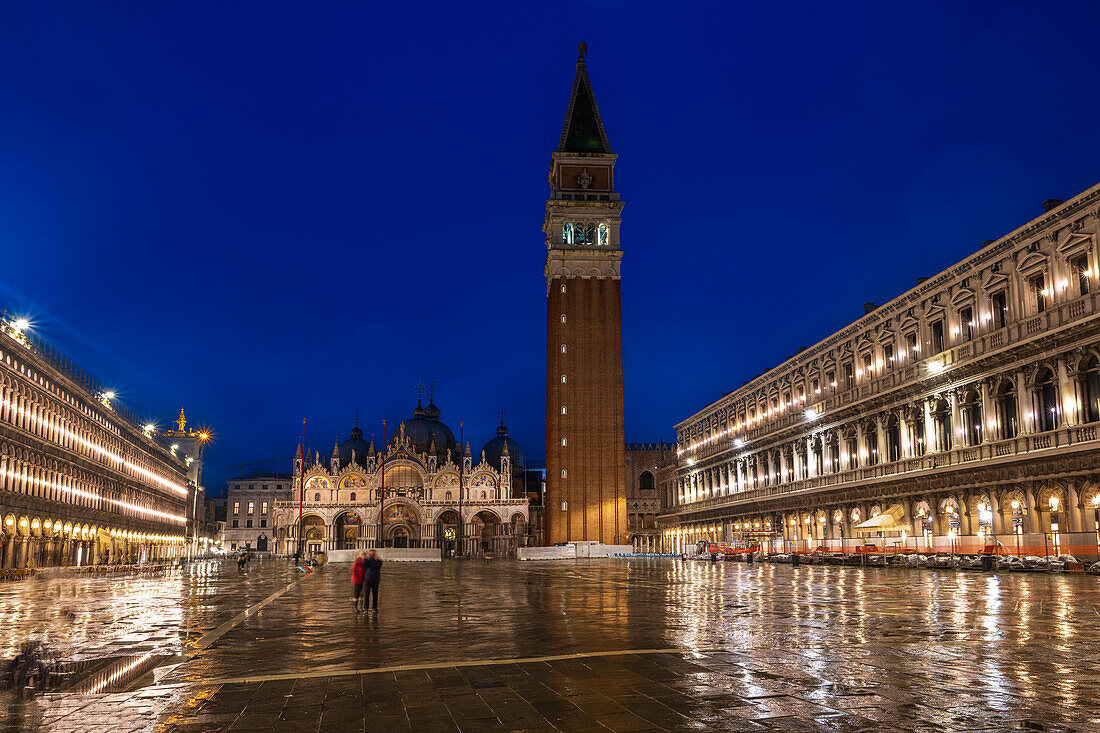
355;406;359;428
499;406;506;426
415;382;425;405
175;407;186;433
577;40;587;62
429;381;436;404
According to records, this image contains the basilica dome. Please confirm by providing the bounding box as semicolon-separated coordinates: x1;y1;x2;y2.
392;398;458;462
481;420;525;472
338;425;374;469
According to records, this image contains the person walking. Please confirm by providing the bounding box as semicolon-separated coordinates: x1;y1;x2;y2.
362;549;382;612
350;552;367;612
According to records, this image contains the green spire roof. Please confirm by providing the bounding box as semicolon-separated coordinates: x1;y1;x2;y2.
558;43;611;154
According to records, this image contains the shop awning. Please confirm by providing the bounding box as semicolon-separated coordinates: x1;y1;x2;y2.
854;505;908;534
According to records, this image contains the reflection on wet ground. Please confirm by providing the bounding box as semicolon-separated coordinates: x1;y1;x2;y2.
3;558;1100;731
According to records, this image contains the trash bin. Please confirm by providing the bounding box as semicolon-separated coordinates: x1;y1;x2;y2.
981;555;994;572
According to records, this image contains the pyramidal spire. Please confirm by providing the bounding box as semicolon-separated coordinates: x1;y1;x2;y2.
558;41;610;154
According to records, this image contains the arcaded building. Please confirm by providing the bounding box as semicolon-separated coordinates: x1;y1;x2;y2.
625;443;675;553
661;184;1100;556
0;314;204;568
544;44;627;546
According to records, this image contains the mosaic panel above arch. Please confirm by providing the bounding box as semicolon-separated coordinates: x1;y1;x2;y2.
471;473;496;488
339;474;368;489
305;476;330;491
434;472;459;488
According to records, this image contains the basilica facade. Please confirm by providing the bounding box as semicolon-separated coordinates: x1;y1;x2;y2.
272;398;530;558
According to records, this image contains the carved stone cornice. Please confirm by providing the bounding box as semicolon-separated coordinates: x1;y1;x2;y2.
544;248;622;290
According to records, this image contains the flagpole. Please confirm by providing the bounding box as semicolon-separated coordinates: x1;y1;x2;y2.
297;418;305;558
378;419;386;548
458;420;464;557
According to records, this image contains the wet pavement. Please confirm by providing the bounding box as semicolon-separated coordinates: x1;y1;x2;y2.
3;557;1100;731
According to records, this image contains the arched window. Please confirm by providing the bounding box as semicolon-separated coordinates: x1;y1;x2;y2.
995;381;1018;439
639;471;655;490
911;413;926;456
1036;367;1059;431
572;223;587;245
1082;357;1100;423
932;399;952;451
445;491;452;501
313;493;320;501
961;389;982;446
562;222;574;245
885;416;901;461
350;492;356;501
598;222;609;246
585;223;596;245
865;426;879;466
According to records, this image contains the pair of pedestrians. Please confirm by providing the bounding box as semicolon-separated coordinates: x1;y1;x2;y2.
350;550;382;613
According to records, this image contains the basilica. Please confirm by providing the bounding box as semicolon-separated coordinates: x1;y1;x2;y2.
271;397;530;558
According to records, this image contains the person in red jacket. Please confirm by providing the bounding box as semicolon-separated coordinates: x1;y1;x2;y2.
350;552;367;612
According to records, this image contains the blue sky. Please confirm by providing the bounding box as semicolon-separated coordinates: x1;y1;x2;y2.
2;2;1099;493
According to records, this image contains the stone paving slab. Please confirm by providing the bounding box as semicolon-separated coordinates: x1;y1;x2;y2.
0;557;299;664
3;558;1100;731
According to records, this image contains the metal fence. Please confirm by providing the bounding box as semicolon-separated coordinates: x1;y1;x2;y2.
768;532;1100;562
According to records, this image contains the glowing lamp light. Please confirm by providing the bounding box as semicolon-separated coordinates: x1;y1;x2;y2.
4;517;12;527
733;438;745;448
13;318;30;331
804;408;819;420
1011;500;1020;510
927;361;944;374
103;391;115;400
144;423;155;432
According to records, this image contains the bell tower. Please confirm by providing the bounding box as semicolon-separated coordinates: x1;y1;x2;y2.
544;43;626;546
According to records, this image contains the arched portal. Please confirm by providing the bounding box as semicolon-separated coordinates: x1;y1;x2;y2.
437;510;461;556
335;511;361;550
300;514;325;557
472;510;501;556
382;503;420;548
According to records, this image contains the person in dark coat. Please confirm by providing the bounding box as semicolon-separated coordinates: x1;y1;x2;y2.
362;550;382;612
350;552;367;612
